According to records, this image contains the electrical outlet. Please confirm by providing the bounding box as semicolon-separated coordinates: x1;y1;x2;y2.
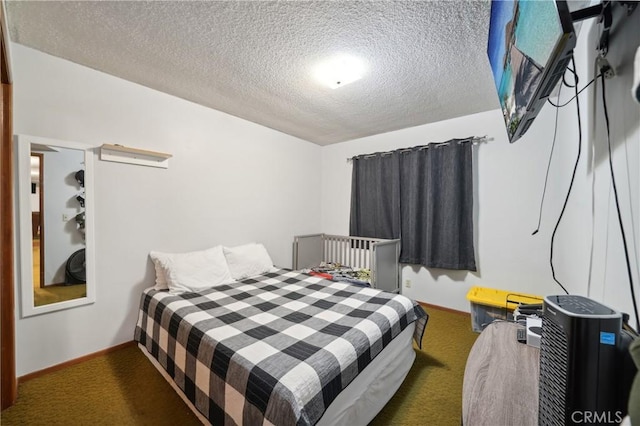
405;279;412;288
597;57;615;79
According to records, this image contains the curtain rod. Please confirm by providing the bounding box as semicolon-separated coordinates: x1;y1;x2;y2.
347;135;493;162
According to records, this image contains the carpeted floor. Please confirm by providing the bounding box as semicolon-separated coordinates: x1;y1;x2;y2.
1;305;477;425
33;283;87;307
371;305;478;425
32;238;87;307
2;343;202;426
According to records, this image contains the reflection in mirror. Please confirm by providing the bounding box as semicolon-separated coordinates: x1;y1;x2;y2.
16;135;95;317
31;148;86;306
31;153;44;290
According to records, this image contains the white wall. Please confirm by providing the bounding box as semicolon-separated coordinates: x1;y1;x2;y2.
41;147;85;284
12;44;322;376
321;15;640;322
584;8;640;324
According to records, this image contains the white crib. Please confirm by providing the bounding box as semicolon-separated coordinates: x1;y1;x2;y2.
292;233;401;293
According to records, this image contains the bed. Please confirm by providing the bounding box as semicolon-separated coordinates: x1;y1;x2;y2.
292;234;401;293
135;258;427;425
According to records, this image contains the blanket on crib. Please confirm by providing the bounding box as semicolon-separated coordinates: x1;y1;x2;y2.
306;262;372;287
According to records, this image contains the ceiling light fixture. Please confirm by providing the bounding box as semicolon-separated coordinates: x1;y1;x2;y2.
314;55;366;89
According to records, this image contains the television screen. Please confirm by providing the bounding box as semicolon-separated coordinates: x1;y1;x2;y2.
487;0;576;143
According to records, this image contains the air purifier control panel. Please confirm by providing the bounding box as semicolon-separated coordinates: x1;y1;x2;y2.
545;294;618;316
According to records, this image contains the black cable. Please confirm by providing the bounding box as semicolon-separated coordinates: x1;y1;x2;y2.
562;66;578;88
533;66;585;234
549;55;582;296
532;83;563;235
547;73;601;108
600;74;640;331
533;65;582;235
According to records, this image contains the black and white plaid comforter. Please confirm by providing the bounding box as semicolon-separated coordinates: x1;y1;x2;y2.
134;269;428;426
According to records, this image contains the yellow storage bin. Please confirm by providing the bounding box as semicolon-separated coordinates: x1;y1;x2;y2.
466;286;543;332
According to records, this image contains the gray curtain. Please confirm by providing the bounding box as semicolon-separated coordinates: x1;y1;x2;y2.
349;153;401;240
350;139;476;271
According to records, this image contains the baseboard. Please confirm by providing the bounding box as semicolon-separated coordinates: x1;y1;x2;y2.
18;340;135;383
418;301;470;317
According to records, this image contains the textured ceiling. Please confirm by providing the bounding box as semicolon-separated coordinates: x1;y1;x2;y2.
6;0;499;145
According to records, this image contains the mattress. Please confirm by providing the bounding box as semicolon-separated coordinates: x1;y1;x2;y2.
134;269;427;425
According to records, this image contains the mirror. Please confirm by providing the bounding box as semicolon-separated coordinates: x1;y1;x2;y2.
16;134;95;317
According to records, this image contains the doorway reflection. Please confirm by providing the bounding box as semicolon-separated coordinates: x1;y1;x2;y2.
30;148;87;307
31;153;44;291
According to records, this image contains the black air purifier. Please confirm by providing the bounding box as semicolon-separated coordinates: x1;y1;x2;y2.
538;295;636;426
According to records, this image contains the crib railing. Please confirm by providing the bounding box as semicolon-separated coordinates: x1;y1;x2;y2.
292;233;401;293
322;234;376;270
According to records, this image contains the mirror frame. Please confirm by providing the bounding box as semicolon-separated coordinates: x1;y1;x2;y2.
15;134;96;317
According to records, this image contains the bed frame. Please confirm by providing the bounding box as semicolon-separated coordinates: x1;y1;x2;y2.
292;233;401;293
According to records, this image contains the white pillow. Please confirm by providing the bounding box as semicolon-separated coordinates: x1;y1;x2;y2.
223;243;274;280
149;246;234;294
149;251;170;290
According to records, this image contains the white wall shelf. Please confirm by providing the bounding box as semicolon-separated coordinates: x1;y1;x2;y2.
100;144;172;168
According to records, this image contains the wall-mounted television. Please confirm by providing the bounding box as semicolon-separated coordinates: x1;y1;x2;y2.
488;0;577;143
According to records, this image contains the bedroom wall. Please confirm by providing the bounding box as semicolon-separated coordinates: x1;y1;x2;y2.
12;43;322;376
321;15;640;324
583;8;640;325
